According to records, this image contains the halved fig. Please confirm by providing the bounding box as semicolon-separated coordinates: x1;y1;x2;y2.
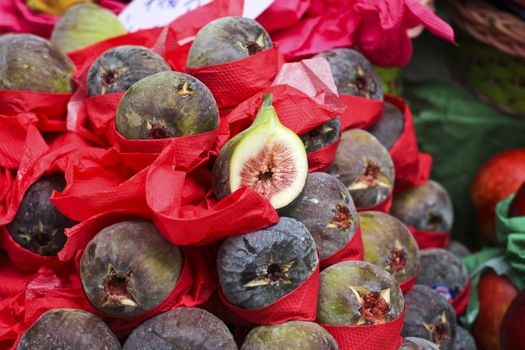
213;94;308;213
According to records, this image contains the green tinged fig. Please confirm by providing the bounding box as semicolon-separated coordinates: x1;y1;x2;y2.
213;94;308;213
241;321;339;350
123;308;236;350
115;71;219;139
217;217;318;309
286;172;358;260
80;220;182;317
368;102;405;150
359;211;419;285
0;34;74;92
8;174;77;256
187;16;272;68
51;3;127;54
17;308;120;350
86;45;170;97
317;260;404;326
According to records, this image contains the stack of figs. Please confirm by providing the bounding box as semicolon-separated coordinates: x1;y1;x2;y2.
0;5;481;350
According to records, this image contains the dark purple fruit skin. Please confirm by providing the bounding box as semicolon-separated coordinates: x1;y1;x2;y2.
400;337;440;350
187;16;272;68
0;34;74;92
115;71;219;140
217;217;318;309
328;129;395;209
315;48;383;100
123;308;236;350
80;220;182;317
447;240;471;259
286;172;358;260
86;45;170;97
8;174;77;256
300;117;341;153
16;308;121;350
368;102;405;150
241;321;339;350
416;249;469;298
391;180;454;232
402;285;457;350
452;326;476;350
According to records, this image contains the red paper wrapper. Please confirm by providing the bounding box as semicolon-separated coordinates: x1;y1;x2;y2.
399;274;417;294
186;47;284;109
307;139;340;172
0;114;38;169
320;225;364;269
0;90;73;132
406;224;450;250
356;193;393;214
339;95;384;131
320;308;406;350
217;263;320;326
0;251;33;299
451;279;472;316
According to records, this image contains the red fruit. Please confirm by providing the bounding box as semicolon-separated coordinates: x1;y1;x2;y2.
472;271;517;350
500;289;525;350
470;149;525;244
509;181;525;217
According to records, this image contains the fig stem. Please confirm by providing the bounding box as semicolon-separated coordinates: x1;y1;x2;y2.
251;94;283;129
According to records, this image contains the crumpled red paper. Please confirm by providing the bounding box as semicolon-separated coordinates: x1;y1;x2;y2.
320;225;364;268
399;274;417;294
406;224;450;250
320;307;406;350
340;95;384;131
0;114;38;169
451;279;472;316
356;193;394;214
257;0;454;67
0;0;125;38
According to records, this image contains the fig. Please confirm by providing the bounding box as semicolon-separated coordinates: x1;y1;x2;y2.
402;285;457;350
315;48;383;100
391;180;454;232
358;211;419;285
400;337;440;350
217;217;318;309
241;321;339;350
123;308;236;350
8;174;77;256
416;249;469;302
187;16;272;68
86;45;171;97
213;94;308;213
317;260;404;326
328;129;395;209
286;172;358;260
0;34;74;93
80;220;182;317
368;101;405;150
447;240;471;259
51;3;127;54
115;71;219;139
300;117;341;153
16;308;120;350
452;326;476;350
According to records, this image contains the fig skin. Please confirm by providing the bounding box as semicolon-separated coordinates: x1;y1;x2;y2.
115;71;219;140
317;260;404;326
328;129;395;209
368;101;405;150
286;172;358;260
86;45;171;97
241;321;339;350
452;326;476;350
359;211;420;285
402;285;457;350
0;34;74;93
416;249;469;300
391;180;454;232
447;240;471;259
123;308;236;350
80;220;182;317
51;3;127;54
400;337;440;350
16;308;121;350
300;117;341;153
8;174;77;256
217;217;318;309
315;48;383;100
187;16;272;68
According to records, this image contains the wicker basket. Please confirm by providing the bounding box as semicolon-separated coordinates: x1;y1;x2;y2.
446;0;525;118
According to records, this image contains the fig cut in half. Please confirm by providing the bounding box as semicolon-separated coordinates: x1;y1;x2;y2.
213;94;308;213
